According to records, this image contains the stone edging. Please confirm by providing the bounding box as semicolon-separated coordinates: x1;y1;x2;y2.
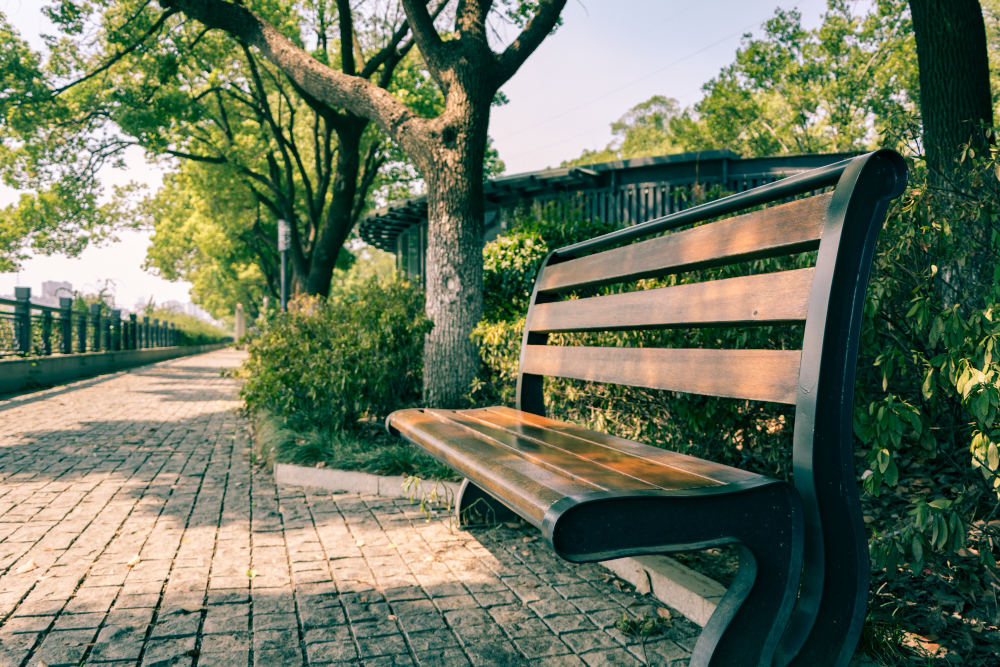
273;463;727;627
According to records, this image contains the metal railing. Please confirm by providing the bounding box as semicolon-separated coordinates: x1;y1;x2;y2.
0;287;180;359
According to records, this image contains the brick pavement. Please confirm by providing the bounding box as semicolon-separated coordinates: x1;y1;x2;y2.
0;349;695;667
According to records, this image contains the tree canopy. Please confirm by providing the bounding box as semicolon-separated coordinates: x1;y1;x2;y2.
565;0;918;166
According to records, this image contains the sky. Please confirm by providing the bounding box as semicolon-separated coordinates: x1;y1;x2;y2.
0;0;828;310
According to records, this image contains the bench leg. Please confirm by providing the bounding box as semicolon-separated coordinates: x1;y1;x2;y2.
544;482;803;667
693;525;800;667
456;479;519;528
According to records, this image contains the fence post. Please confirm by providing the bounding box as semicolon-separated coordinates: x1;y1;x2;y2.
60;298;73;354
170;322;176;346
90;304;101;352
142;316;150;348
103;315;111;351
14;287;31;355
42;309;52;356
129;314;137;350
77;305;87;353
111;310;122;351
153;319;160;347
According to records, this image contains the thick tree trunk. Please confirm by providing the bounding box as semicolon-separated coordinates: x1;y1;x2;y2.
910;0;994;171
422;112;489;407
307;119;365;296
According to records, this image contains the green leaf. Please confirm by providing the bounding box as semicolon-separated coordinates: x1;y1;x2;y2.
883;457;899;487
877;448;891;473
922;370;935;400
989;441;999;470
911;536;923;564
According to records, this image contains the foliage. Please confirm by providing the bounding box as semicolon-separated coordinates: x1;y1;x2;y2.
564;96;692;166
482;231;548;321
147;306;230;345
239;274;431;433
854;146;1000;596
564;0;918;165
0;10;139;272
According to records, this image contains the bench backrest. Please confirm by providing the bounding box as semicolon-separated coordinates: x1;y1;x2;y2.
514;150;907;664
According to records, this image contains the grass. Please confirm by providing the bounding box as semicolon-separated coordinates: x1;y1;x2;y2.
251;410;458;480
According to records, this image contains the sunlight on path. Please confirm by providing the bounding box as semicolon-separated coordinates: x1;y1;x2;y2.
0;349;693;667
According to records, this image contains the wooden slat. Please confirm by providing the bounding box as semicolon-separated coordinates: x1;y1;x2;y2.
442;411;662;491
522;346;802;404
389;408;585;526
483;407;761;485
463;408;748;488
538;191;831;293
530;267;814;333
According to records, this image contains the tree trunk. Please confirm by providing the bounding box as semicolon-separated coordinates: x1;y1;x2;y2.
910;0;994;171
307;118;365;296
422;112;489;407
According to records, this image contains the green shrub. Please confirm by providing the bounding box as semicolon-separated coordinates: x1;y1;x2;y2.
483;232;548;321
239;275;432;433
148;308;230;345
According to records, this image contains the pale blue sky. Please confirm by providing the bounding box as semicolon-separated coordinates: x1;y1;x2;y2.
0;0;829;308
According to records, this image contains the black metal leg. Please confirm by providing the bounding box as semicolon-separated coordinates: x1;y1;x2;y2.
456;479;519;527
694;532;801;666
543;482;803;667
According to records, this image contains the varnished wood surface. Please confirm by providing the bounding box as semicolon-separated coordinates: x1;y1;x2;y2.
537;192;831;293
388;408;582;526
522;345;802;404
469;406;759;485
529;267;814;333
387;405;766;525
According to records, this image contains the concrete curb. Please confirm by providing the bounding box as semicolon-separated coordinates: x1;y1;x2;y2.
274;464;463;500
273;462;727;627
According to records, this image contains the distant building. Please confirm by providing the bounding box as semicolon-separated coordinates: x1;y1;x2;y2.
162;300;184;314
41;281;72;298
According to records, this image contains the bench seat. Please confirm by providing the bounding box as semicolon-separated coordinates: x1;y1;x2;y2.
389;404;767;529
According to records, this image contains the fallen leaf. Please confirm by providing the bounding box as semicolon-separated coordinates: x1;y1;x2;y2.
360;595;368;603
387;614;398;621
503;521;520;529
522;536;537;543
656;608;671;619
186;649;200;658
315;461;326;469
36;660;49;667
247;569;258;579
16;559;36;574
126;555;141;567
42;547;52;552
387;543;397;549
356;540;366;547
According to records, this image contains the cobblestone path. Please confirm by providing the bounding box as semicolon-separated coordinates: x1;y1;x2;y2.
0;349;695;667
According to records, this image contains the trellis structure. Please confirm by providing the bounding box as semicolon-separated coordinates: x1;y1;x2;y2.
358;149;856;282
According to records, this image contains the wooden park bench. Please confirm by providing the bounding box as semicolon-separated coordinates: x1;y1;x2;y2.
387;150;907;667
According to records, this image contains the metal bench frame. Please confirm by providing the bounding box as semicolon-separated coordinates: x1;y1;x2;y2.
389;150;908;667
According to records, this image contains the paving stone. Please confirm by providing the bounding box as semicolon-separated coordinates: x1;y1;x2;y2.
0;349;694;667
33;629;97;666
306;638;359;663
414;648;471;667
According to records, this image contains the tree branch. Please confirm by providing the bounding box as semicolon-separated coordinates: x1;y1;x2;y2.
53;10;179;96
337;0;356;75
399;0;447;74
161;0;430;166
495;0;567;86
